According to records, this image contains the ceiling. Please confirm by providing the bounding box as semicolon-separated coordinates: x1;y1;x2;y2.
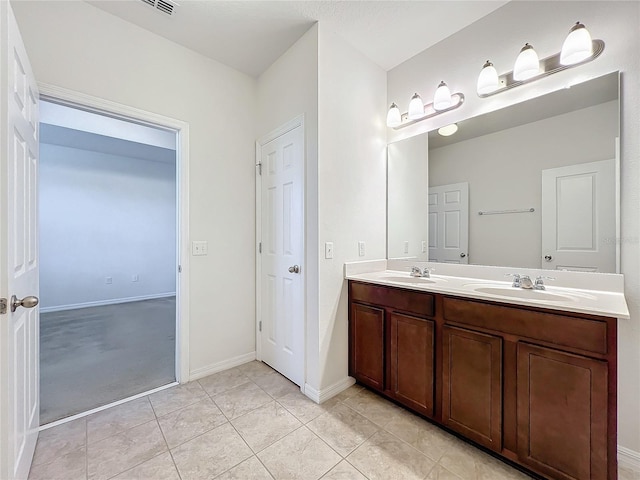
87;0;508;77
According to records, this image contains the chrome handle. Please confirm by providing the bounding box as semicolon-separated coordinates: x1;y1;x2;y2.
544;255;553;261
460;253;466;258
10;295;39;313
288;265;300;274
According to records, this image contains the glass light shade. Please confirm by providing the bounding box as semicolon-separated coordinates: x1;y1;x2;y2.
560;22;593;65
433;81;452;111
407;93;424;120
386;103;401;127
438;124;458;136
513;43;540;81
477;61;500;95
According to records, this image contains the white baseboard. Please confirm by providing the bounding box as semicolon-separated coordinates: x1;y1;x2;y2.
619;446;640;472
40;292;176;313
189;352;256;381
304;376;355;404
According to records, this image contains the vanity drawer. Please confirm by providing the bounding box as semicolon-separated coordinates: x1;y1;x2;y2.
350;281;435;318
443;297;608;354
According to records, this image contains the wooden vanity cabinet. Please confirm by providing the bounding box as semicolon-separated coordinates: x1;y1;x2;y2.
348;280;617;480
348;281;435;417
442;325;502;452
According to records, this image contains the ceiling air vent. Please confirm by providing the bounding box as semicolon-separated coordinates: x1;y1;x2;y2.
140;0;177;16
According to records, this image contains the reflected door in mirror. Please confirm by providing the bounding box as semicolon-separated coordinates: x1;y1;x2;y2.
428;182;469;263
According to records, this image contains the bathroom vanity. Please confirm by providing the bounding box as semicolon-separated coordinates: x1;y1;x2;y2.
346;266;628;480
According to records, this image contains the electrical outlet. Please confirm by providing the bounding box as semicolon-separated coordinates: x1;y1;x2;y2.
325;242;334;259
192;240;208;256
404;241;409;254
422;241;427;253
358;241;365;257
105;277;113;285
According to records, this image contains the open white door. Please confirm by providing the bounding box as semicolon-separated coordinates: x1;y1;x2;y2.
541;159;616;272
257;120;304;387
428;182;469;263
0;3;40;479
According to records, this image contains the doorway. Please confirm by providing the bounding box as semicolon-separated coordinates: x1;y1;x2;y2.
37;99;183;424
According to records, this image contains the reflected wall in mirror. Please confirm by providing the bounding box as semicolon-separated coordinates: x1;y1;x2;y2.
387;71;620;273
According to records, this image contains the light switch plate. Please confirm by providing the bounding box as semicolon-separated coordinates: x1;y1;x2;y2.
358;241;365;257
422;241;427;253
404;241;409;254
192;240;208;256
325;242;334;259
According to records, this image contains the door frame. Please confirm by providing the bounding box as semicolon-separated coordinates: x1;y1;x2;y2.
255;115;305;379
37;83;191;383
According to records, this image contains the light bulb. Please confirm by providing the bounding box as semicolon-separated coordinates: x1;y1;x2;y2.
408;93;424;120
477;60;500;95
560;22;593;65
433;81;452;111
513;43;540;81
386;103;401;127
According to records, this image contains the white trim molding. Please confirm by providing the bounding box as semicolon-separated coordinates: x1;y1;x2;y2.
619;446;640;472
189;352;256;382
39;292;176;313
304;376;355;404
37;82;191;383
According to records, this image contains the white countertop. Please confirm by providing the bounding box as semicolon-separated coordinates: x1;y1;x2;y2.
344;260;630;319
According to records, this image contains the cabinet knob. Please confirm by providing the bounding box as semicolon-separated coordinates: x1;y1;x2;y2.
460;253;466;258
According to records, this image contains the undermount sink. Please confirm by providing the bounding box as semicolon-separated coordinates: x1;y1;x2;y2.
469;285;582;303
383;276;436;284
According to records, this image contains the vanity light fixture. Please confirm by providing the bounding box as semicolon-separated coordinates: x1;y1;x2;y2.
437;123;458;136
433;81;453;111
407;93;425;120
560;22;593;65
476;22;604;97
387;83;465;129
386;103;402;127
476;61;500;95
513;43;540;81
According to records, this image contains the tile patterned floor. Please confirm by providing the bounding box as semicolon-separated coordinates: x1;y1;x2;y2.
30;361;634;480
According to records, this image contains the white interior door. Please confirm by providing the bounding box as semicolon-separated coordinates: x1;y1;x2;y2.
258;122;304;387
541;159;616;272
0;2;40;479
428;182;469;263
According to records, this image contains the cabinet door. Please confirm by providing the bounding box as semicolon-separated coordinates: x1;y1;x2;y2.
517;343;607;480
442;326;502;451
350;303;385;390
390;312;434;417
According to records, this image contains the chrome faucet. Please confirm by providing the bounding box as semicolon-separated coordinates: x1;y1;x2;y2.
534;276;555;290
519;275;534;289
410;266;433;278
506;273;521;288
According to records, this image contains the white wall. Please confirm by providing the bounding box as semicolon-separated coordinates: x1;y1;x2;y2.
387;0;640;457
12;0;257;375
39;143;176;310
429;100;617;269
388;134;429;260
257;24;321;389
317;26;387;390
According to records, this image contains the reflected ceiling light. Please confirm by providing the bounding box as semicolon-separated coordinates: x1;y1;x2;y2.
477;23;605;98
476;61;500;95
433;81;453;111
386;103;401;128
560;22;593;65
407;93;425;120
438;124;458;136
513;43;540;81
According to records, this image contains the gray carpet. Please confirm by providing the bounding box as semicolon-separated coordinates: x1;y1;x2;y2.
40;297;176;424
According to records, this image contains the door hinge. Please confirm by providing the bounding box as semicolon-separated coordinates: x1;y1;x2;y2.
259;321;262;332
0;298;7;315
258;242;262;253
178;265;182;273
256;162;262;175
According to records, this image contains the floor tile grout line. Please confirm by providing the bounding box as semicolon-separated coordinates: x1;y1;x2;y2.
343;457;371;480
102;449;170;480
